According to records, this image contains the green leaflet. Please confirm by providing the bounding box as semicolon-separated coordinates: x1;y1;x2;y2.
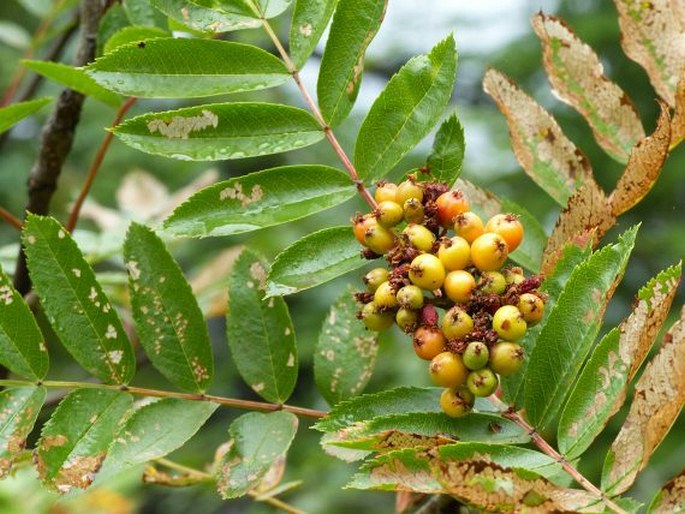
151;0;260;32
103;26;170;55
124;223;214;393
289;0;338;68
0;387;46;478
0;97;51;135
425;114;465;186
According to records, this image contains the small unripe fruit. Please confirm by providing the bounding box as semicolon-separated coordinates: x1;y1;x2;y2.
373;281;398;309
466;367;499;397
353;214;375;245
492;305;527;341
443;270;476;304
364;223;395;255
396;284;424;310
439;386;474;418
429;351;468;388
478;271;507;294
396;179;423;205
470;232;509;271
374;182;398;203
409;254;446;290
437;236;471;271
395;307;419;333
403;223;435;252
413;326;446;360
503;267;525;285
442;306;474;340
485;213;524;252
403;198;425;224
435;190;470;228
363;267;389;292
489;342;524;376
463;341;489;370
376;201;404;227
360;302;394;331
518;293;545;325
454;211;485;244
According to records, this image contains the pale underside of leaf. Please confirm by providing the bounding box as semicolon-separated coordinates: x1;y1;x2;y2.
533;13;645;163
483;68;591;206
614;0;685;106
602;306;685;495
649;470;685;513
609;102;671;216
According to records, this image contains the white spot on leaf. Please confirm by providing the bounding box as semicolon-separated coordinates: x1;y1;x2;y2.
147;109;218;139
105;325;117;339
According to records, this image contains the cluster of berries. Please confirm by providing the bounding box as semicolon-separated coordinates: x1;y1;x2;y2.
353;176;546;417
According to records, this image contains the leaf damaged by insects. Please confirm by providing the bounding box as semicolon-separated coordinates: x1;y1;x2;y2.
0;387;46;478
147;109;219;139
649;469;685;513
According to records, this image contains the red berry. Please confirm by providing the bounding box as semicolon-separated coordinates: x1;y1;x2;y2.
435;190;469;228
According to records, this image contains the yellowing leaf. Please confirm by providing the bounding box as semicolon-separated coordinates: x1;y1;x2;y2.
602;306;685;495
609;102;671;216
614;0;685;106
483;68;591;206
532;13;645;163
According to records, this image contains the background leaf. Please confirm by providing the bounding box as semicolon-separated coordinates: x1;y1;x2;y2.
0;387;45;478
125;223;214;393
122;0;167;27
354;35;457;182
150;0;261;32
23;215;135;385
317;0;387;126
164;165;355;238
524;226;638;430
112;102;324;161
0;266;48;380
35;388;133;493
103;26;170;55
0;98;51;135
86;38;289;98
426;114;465;186
289;0;338;68
265;226;366;297
648;470;685;513
216;411;298;499
314;287;378;405
227;250;298;403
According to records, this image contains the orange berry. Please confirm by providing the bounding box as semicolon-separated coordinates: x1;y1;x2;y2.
413;326;447;360
454;211;484;244
470;232;508;271
436;190;470;228
485;213;524;252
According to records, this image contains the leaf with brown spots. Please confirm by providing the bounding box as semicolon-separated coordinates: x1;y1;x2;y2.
541;179;615;276
558;263;682;460
483;68;592;206
0;387;45;478
609;102;671;216
648;469;685;513
533;12;645;163
670;74;685;149
613;0;685;106
602;305;685;495
35;388;132;493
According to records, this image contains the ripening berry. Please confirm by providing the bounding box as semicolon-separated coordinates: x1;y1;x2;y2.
492;305;527;341
374;182;398;203
376;201;404;228
395;307;419;333
396;284;424;310
373;281;398;309
360;302;394;331
353;214;375;245
466;367;499;397
503;267;525;285
463;341;489;370
489;342;524;376
403;223;435;252
518;293;545;326
413;326;447;360
443;270;476;304
454;211;485;244
363;267;389;292
429;351;468;388
439;386;474;418
477;271;506;295
364;222;395;255
470;232;509;271
441;306;474;340
435;190;470;228
437;236;471;271
485;213;524;252
396;179;423;205
403;198;425;224
409;254;446;290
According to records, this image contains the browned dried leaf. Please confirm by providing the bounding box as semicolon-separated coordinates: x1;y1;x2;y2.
614;0;685;106
541;180;615;276
650;469;685;513
483;68;592;206
603;306;685;494
609;102;671;216
671;74;685;148
533;13;645;163
142;465;206;487
454;178;501;218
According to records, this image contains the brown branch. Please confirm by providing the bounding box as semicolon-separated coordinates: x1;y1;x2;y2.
0;206;23;231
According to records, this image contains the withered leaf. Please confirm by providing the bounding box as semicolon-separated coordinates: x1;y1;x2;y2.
609;102;671;216
602;306;685;495
614;0;685;106
533;12;645;163
649;469;685;513
541;179;615;276
670;73;685;149
483;68;592;206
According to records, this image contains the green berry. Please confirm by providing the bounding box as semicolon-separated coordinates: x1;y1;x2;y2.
439;386;474;418
492;305;527;341
374;182;398;203
396;285;424;310
463;341;489;370
364;223;395;255
363;267;389;292
403;223;435;252
395;307;419;333
441;306;474;340
360;302;394;331
396;179;423;205
466;367;499;397
489;342;524;376
478;271;506;294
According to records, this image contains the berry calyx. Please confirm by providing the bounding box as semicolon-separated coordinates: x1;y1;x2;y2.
470;232;509;271
462;341;489;370
489;342;524;376
409;254;446;290
466;367;499;397
436;190;470;228
429;351;468;388
439;386;474;418
413;326;447;360
492;305;527;341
